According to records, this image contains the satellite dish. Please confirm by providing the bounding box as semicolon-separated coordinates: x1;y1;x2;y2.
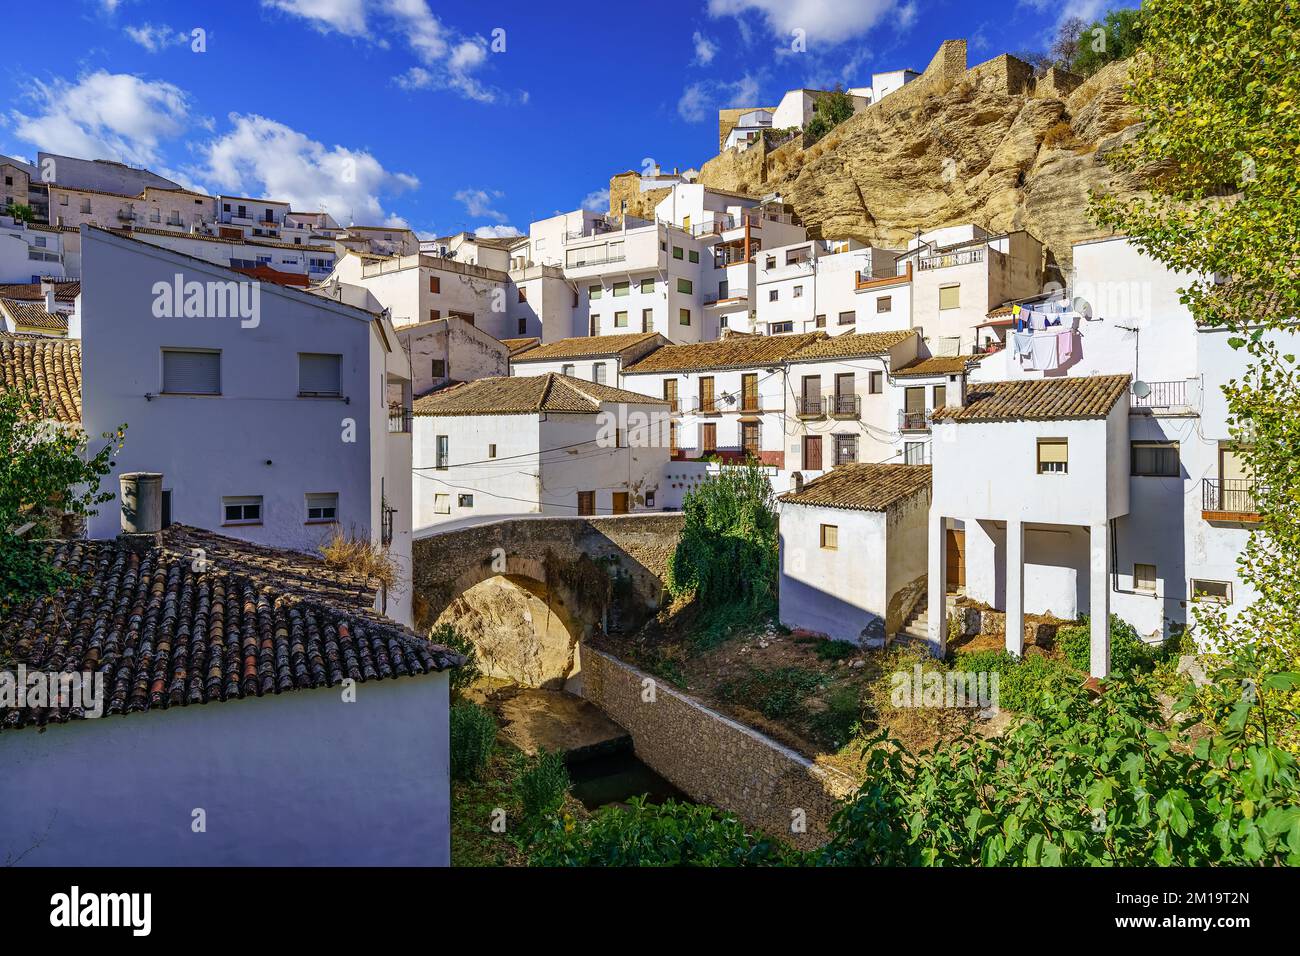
1072;295;1094;321
1132;380;1152;399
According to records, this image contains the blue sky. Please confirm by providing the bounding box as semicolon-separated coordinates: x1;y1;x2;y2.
0;0;1132;239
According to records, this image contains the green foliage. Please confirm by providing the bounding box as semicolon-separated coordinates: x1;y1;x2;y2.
1069;8;1145;76
813;638;856;662
514;749;571;823
666;464;778;645
449;702;497;782
952;648;1078;718
1057;614;1157;675
804;86;856;144
430;623;480;697
716;665;825;719
822;648;1300;866
0;389;122;609
4;203;36;224
1090;0;1300;752
810;684;864;749
528;797;794;867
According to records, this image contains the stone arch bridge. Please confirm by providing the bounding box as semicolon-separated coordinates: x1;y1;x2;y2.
410;514;684;687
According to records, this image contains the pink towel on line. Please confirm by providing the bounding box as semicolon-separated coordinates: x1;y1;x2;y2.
1056;330;1073;363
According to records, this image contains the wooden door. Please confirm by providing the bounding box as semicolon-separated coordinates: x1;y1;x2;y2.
612;492;629;515
700;422;717;454
741;422;759;458
577;491;595;516
803;435;822;470
945;529;966;591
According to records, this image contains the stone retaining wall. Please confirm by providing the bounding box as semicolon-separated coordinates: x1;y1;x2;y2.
581;647;858;849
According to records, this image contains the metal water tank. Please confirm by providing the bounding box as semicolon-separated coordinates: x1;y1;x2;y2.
120;472;164;534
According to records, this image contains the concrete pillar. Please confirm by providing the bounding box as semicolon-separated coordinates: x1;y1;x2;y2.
927;509;947;657
1005;518;1024;657
1090;521;1111;679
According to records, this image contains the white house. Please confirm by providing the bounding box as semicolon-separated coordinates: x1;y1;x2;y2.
848;68;921;104
723;108;775;151
0;216;66;282
778;463;931;643
411;373;670;531
927;374;1133;677
216;194;291;240
771;88;870;132
888;354;974;464
395;315;510;397
0;526;461;866
752;238;909;336
79;226;415;627
509;331;665;383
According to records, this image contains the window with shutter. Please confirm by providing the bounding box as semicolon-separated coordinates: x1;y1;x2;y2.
939;284;961;310
162;349;220;395
305;493;338;522
298;353;342;396
1037;438;1068;474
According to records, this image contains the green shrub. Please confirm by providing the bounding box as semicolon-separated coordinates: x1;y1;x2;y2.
717;666;825;719
814;639;856;662
529;797;795;866
431;623;480;697
1058;614;1156;676
516;749;571;822
952;648;1080;718
810;684;863;749
449;702;497;782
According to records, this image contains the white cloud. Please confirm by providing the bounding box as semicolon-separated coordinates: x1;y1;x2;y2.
580;188;609;211
1021;0;1112;33
124;23;188;52
9;70;190;168
473;225;521;239
264;0;504;103
454;188;508;222
692;31;718;65
197;113;418;225
896;1;917;31
677;74;762;123
707;0;898;46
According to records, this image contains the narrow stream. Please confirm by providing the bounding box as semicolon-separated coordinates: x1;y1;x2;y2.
565;740;688;810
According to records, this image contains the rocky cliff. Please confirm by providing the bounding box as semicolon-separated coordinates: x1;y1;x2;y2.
694;43;1151;276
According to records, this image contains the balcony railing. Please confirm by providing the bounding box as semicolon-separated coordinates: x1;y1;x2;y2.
899;409;929;431
830;394;861;418
1202;478;1258;518
566;250;626;269
740;396;761;413
714;246;756;268
387;407;412;434
1131;379;1191;409
796;397;824;417
917;247;984;271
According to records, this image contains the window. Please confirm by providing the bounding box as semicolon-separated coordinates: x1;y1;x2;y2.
765;255;776;269
869;371;883;394
770;321;793;334
431;358;447;378
1191;579;1232;603
223;496;262;525
646;491;656;508
939;284;961;310
488;444;497;458
1134;563;1157;592
669;421;679;454
699;376;715;412
769;289;779;302
1037;438;1068;474
642;308;653;332
434;494;451;514
838;310;855;326
517;287;527;303
593;363;607;385
689;249;700;263
615;310;628;327
429;309;441;322
589;284;602;300
794;285;804;298
458;494;474;508
428;276;440;293
664;379;678;412
298;353;342;397
677;278;693;294
820;524;838;550
1131;441;1180;477
561;363;575;377
590;315;600;335
518;318;527;334
672;246;684;260
162;349;220;395
933;384;946;408
577;491;595;516
679;308;691;326
640;277;655;293
877;296;892;313
834;434;858;465
435;435;449;469
741;421;760;457
815;314;826;328
59;192;68;206
306;493;338;523
904;442;925;465
613;281;630;297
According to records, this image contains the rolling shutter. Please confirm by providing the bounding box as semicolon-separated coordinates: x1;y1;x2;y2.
162;350;220;395
299;353;341;396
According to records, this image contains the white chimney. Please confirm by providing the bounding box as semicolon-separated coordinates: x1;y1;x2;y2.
41;279;56;314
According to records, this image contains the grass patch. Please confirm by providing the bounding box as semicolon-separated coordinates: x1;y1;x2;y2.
716;665;827;720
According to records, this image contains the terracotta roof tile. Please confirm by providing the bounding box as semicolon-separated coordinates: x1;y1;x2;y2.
894;355;971;377
0;337;81;423
413;373;666;416
779;463;931;512
0;282;80;303
932;374;1131;423
786;329;916;362
0;298;69;333
511;332;662;362
0;527;462;731
499;336;539;355
624;332;824;374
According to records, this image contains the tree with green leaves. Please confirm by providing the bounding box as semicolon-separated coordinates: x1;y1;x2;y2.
4;203;36;224
1070;8;1146;76
805;86;856;144
0;389;122;608
1091;0;1300;751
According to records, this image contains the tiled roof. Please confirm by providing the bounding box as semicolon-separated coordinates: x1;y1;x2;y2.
932;374;1131;423
511;332;661;363
623;332;824;374
0;527;462;731
779;463;931;512
894;355;971;377
499;336;539;355
786;329;915;362
414;373;666;416
0;281;80;303
0;337;81;423
0;298;69;333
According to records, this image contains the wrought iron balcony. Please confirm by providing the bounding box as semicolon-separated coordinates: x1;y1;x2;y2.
899;409;930;431
796;397;824;418
1202;478;1259;520
830;394;861;418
